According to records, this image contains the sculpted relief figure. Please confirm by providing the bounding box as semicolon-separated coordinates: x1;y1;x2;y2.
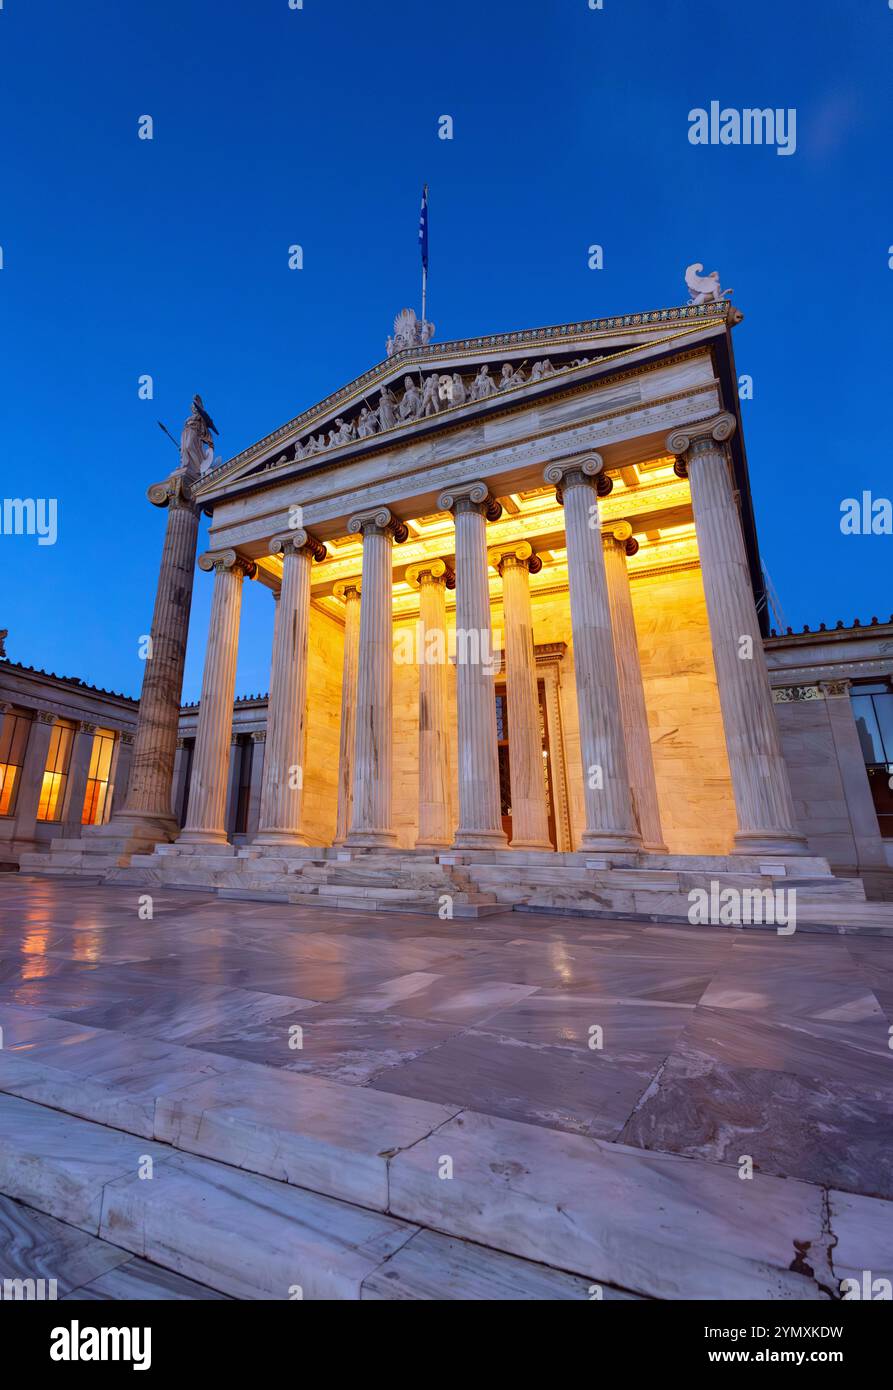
179;394;218;475
377;385;398;430
357;405;377;438
450;372;467;405
529;358;555;380
499;362;526;390
421;374;441;417
684;262;733;305
470;364;496;400
399;376;422;421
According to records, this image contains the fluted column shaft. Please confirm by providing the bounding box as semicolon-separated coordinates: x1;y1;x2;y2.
546;457;641;852
255;529;324;845
439;483;507;850
411;564;452;847
334;582;362;844
670;415;806;854
110;475;199;839
178;551;253;845
603;526;667;852
346;509;405;847
493;546;551;849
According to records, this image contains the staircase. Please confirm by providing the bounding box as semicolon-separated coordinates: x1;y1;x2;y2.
3;1009;884;1299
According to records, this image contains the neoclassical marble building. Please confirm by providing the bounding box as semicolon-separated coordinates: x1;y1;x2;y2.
18;300;893;913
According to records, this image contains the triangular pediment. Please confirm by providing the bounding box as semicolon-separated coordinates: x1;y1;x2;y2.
194;300;735;502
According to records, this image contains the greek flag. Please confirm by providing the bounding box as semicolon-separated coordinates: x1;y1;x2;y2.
418;184;429;273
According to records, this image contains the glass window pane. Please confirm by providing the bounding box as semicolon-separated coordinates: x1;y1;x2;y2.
852;697;885;764
872;694;893;765
0;766;18;816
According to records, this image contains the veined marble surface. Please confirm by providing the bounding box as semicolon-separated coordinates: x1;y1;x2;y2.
1;878;892;1298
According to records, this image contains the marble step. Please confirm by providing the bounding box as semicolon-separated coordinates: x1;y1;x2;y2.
0;1096;607;1300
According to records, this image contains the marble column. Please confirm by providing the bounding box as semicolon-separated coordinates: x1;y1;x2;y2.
245;731;266;838
545;456;641;853
489;542;551;850
110;734;134;821
667;413;807;855
12;711;56;845
101;469;201;845
602;522;667;852
438;482;508;850
333;580;361;845
345;508;407;848
177;549;255;846
407;559;454;849
254;529;326;846
63;722;97;834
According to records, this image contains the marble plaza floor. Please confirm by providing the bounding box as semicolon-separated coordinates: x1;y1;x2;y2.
1;874;892;1299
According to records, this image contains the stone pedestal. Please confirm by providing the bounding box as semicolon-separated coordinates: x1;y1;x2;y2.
333;581;361;845
254;529;325;846
490;543;551;849
177;550;255;846
95;470;200;850
668;414;807;855
345;508;406;848
602;523;667;852
439;483;508;850
407;560;453;848
545;457;642;853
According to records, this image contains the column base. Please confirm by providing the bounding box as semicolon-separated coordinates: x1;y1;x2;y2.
452;828;509;850
416;837;452;850
509;837;554;851
344;829;399;848
251;830;312;848
90;810;179;844
175;828;232;847
733;829;811;856
643;840;670;854
580;829;643;853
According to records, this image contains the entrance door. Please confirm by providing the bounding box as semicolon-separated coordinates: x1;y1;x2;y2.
494;681;557;848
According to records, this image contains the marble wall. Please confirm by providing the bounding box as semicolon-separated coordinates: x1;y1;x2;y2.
299;605;344;845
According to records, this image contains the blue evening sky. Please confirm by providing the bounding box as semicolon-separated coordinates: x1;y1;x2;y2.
1;0;890;702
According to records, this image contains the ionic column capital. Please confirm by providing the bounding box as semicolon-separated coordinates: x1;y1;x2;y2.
820;679;852;699
147;472;198;512
347;506;409;543
545;453;613;503
601;519;639;557
405;558;455;589
269;529;327;563
333;578;362;602
487;540;543;576
198;548;257;579
437;481;503;521
665;411;737;475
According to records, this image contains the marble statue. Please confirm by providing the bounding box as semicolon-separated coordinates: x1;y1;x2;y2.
450;372;467;405
357;405;377;438
377;386;398;430
685;263;733;305
386;307;436;357
499;363;526;390
399;376;422;421
0;629;6;659
421;374;441;417
470;365;496;400
179;395;218;475
333;417;355;444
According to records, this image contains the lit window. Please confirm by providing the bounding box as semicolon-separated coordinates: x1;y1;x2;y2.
36;722;74;822
0;711;32;816
81;730;116;826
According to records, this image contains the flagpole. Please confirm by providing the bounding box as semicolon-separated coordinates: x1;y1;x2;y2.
420;183;429;326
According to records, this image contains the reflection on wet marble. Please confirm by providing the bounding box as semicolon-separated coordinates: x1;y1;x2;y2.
2;878;893;1196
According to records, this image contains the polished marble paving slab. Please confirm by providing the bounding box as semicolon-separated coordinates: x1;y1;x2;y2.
620;1054;893;1199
